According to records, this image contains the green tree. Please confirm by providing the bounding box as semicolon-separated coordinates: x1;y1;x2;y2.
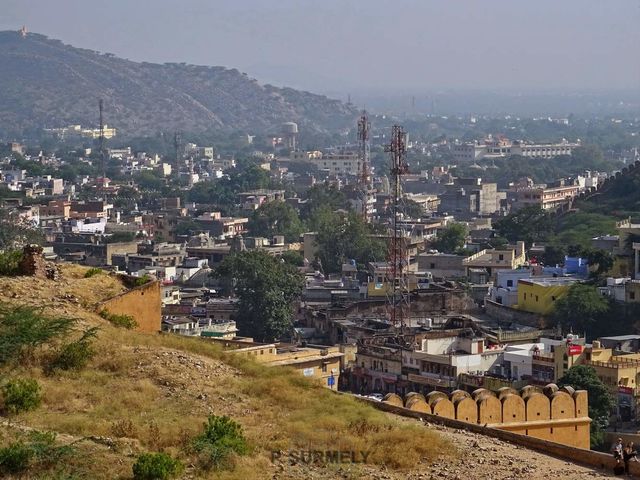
581;248;614;277
280;250;304;267
494;205;552;245
552;284;610;333
543;244;566;266
135;171;165;191
313;208;385;273
0;210;44;250
402;198;425;219
174;219;201;237
215;250;303;342
432;223;468;254
558;365;613;448
301;184;349;221
248;200;304;242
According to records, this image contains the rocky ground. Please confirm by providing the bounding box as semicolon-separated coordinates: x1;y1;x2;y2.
267;420;617;480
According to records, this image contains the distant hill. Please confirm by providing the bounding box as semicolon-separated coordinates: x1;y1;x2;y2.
0;31;357;137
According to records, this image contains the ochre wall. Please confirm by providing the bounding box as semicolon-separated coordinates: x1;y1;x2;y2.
100;281;161;333
392;383;590;449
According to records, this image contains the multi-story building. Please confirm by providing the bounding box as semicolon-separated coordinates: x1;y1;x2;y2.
438;178;500;217
516;277;579;315
462;241;527;282
452;135;578;163
509;182;581;211
417;253;466;280
310;152;361;176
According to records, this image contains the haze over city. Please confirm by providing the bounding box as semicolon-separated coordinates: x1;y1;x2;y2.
2;0;639;98
2;1;640;479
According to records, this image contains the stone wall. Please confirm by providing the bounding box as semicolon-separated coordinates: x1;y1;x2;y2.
99;280;161;333
381;383;591;449
484;299;547;328
361;395;638;475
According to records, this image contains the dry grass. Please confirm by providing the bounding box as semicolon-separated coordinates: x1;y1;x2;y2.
0;265;454;478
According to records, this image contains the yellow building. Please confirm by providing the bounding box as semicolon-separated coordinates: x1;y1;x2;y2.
210;338;343;389
588;342;640;421
516;277;578;315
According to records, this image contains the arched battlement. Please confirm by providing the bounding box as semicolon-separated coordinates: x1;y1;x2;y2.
382;393;403;407
406;396;431;413
454;396;477;423
431;396;454;419
525;392;551;421
551;391;575;419
478;394;502;424
501;393;525;423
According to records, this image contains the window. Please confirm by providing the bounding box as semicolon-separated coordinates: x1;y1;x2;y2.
535;295;539;302
631;292;636;300
430;263;436;269
499;254;504;261
322;364;327;373
507;280;513;287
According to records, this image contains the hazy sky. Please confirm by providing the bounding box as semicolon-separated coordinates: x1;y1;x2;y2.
2;0;639;95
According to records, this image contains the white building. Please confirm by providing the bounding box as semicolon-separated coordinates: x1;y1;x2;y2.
453;136;579;163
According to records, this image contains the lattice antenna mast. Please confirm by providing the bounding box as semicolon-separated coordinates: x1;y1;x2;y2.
99;99;105;179
357;110;372;219
384;125;410;329
174;131;182;172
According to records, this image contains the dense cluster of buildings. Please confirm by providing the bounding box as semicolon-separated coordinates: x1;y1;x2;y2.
1;122;639;446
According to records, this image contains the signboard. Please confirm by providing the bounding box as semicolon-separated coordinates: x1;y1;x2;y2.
619;386;634;395
568;345;583;356
302;368;315;377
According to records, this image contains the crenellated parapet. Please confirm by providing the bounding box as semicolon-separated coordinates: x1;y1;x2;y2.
384;382;591;449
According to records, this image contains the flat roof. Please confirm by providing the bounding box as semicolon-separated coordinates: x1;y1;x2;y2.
267;351;344;367
599;335;640;341
519;277;579;286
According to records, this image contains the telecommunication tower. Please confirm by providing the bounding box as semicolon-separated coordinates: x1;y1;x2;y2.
357;110;372;219
173;131;182;171
98;99;106;179
384;125;410;329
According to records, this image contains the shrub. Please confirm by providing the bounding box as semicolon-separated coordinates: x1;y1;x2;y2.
99;309;138;329
83;267;103;278
191;415;248;470
0;249;23;276
0;432;74;476
0;442;33;474
134;274;151;287
48;327;98;372
25;431;74;467
132;452;183;480
0;305;75;365
1;378;42;415
111;418;136;438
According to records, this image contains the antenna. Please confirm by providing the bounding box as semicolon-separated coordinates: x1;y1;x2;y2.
384;125;409;330
99;99;105;179
357;110;371;220
174;131;182;172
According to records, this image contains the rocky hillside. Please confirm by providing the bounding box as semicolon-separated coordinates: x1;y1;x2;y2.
0;265;614;479
0;30;357;137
